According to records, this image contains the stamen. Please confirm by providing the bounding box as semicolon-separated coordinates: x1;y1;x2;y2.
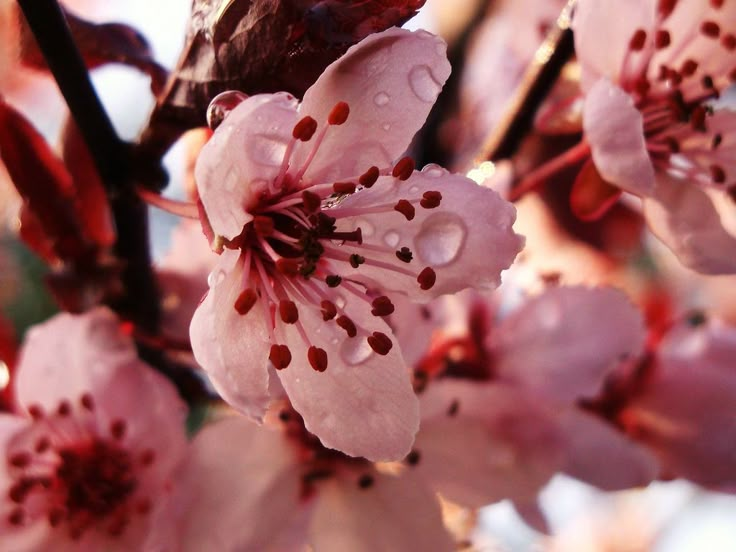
655;29;671;49
279;300;299;324
336;315;357;338
700;21;720;38
358;474;374;489
333;182;357;194
367;332;393;355
328;102;350;125
276;258;301;276
710;165;726;183
79;393;95;411
325;275;342;287
253;216;275;236
9;452;31;468
681;59;698;76
293;116;318;141
269;344;292;370
359;166;380;188
349;254;366;268
396;247;413;263
57;400;71;417
406;449;421;466
302;190;322;213
657;0;678;18
308;346;328;372
110;420;127;441
420;191;442;209
136;187;199;219
394;199;415;220
371;296;395;316
723;34;736;50
392;157;415;180
417;267;437;290
629;29;647;51
234;288;258;315
320;300;338;320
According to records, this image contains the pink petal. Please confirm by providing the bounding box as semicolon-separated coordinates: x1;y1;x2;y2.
190;250;272;421
309;470;454;552
558;408;658;491
414;380;565;506
493;286;645;403
643;174;736;274
295;28;451;184
583;79;655;196
170;417;304;551
276;296;419;461
195;92;299;239
332;167;523;300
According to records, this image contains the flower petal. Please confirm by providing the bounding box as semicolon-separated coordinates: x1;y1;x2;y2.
309;470;454;552
195;92;299;239
332;167;523;301
276;296;418;461
492;286;645;403
295;28;451;183
190;250;272;421
583;79;655;195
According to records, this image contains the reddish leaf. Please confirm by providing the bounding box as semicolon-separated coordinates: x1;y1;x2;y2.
570;159;622;221
138;0;425;161
0;98;92;263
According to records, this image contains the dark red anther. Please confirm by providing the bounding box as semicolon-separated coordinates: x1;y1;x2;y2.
731;67;736;82
276;258;301;276
48;508;64;527
447;399;460;417
723;34;736;50
27;404;44;420
629;29;647;51
681;59;698;76
359;166;380;188
80;393;95;411
336;315;357;338
701;20;720;38
8;508;24;526
328;102;350;125
358;474;374;489
420;191;442;209
665;136;680;152
308;346;328;372
9;452;31;468
140;449;156;467
417;267;436;290
57;400;71;417
371;296;395;317
136;499;152;515
320;300;337;321
279;300;299;324
302;190;321;213
657;0;678;17
253;216;275;236
634;78;651;97
293;116;318;141
325;275;342;288
702;75;715;90
655;29;671;48
690;106;707;131
711;0;724;7
269;344;292;370
396;247;413;263
234;288;258;315
367;332;392;355
110;419;127;440
394;199;415;220
710;165;726;183
349;254;365;268
405;449;421;466
392;157;415;180
712;134;723;149
333;182;356;194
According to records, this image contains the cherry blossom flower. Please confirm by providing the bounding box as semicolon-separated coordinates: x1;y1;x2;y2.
170;407;455;551
190;27;523;461
574;0;736;273
0;308;188;550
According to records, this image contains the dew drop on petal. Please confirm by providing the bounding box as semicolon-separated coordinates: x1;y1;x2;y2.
373;91;390;106
383;231;400;248
382;123;391;131
355;218;375;237
421;164;445;178
206;90;248;130
408;65;442;103
409;185;420;194
207;268;226;287
248;134;290;167
340;338;374;366
415;213;466;267
335;296;346;309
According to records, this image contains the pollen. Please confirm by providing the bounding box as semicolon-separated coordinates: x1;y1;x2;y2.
394;199;415;220
392;157;415;180
292;116;318;141
417;267;437;290
308;346;328;372
234;288;258;315
269;344;292;370
367;332;393;355
328;101;350;125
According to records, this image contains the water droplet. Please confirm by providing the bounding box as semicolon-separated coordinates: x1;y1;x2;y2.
382;123;391;131
373;92;390;106
207;269;226;287
409;65;442;103
355;218;375;237
206;91;248;130
409;185;419;194
422;164;445;178
415;213;466;267
383;231;400;248
247;133;289;167
340;338;374;366
335;296;346;309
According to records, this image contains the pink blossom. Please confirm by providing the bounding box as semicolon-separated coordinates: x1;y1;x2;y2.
0;308;188;550
190;28;523;461
574;0;736;273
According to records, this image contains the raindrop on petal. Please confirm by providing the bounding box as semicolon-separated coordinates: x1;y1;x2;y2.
340;338;374;366
383;231;400;248
409;65;442;103
373;91;390;106
206;90;248;130
415;213;466;267
207;268;226;287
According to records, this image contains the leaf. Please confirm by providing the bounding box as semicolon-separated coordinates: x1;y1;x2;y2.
138;0;425;161
570;158;622;221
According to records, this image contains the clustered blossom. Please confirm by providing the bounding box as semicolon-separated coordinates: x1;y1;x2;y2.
191;27;523;460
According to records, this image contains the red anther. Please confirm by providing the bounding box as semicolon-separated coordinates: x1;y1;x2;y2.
711;165;727;183
655;29;671;48
359;166;380;188
302;190;321;213
279;300;299;324
420;191;442;209
269;344;292;370
657;0;678;17
140;449;156;466
680;59;698;76
357;474;374;489
417;267;436;290
665;136;680;152
333;181;357;194
9;452;30;468
633;78;651;97
35;436;51;454
328;101;350;125
234;288;258;315
8;508;24;526
308;346;328;372
447;399;460;417
136;499;152;515
276;258;301;276
336;315;357;338
394;199;415;220
723;34;736;50
349;254;365;268
253;216;275;236
57;400;71;416
629;29;647;51
711;0;724;7
367;332;393;355
27;404;44;420
293;116;318;141
701;20;720;38
320;300;337;321
702;74;715;89
110;419;127;440
712;134;723;149
80;393;95;411
392;157;415;180
48;508;64;527
405;449;421;466
731;67;736;82
690;106;707;131
396;247;413;263
371;296;395;316
325;275;342;288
